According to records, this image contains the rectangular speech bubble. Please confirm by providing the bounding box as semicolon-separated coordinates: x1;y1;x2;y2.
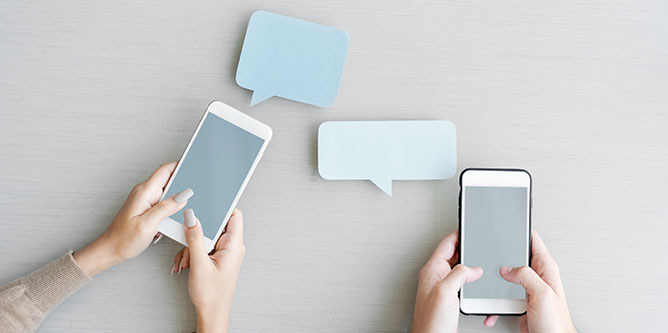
318;121;457;196
236;11;349;107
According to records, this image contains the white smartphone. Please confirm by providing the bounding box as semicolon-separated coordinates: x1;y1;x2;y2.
158;101;272;252
459;168;532;315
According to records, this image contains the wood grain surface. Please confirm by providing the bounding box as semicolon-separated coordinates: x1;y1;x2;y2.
1;0;667;331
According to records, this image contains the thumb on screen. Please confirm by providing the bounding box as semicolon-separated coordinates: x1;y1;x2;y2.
436;265;483;295
183;209;209;265
499;265;551;296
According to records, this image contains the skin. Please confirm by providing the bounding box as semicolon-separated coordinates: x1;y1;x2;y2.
411;231;497;332
173;209;245;332
73;162;245;332
411;230;576;332
499;231;577;333
73;162;187;276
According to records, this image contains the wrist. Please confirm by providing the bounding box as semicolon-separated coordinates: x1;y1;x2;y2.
73;237;123;277
196;306;230;333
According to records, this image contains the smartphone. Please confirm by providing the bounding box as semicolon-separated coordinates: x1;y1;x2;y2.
158;101;272;252
458;168;532;315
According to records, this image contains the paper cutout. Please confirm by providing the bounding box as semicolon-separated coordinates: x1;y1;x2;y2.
318;121;457;196
236;11;349;107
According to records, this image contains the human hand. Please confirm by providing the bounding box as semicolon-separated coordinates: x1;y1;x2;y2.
173;208;245;333
411;231;498;332
498;231;576;332
74;162;193;276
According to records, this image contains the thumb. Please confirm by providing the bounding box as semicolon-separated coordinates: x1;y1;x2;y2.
436;264;483;295
183;209;209;266
499;266;551;296
141;188;194;228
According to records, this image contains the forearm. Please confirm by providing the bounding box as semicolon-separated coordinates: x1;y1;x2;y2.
73;236;123;277
0;252;91;332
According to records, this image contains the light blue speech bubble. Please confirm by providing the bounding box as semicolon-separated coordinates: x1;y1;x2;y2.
236;11;349;107
318;121;457;196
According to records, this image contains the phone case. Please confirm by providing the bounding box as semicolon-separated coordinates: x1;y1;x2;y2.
457;168;532;316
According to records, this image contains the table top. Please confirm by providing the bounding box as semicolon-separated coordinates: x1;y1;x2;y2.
1;0;667;331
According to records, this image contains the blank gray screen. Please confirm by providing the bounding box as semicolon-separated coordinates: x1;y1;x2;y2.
462;186;528;299
163;112;265;239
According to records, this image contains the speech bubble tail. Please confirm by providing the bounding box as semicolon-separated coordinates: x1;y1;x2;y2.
250;91;272;106
370;178;393;196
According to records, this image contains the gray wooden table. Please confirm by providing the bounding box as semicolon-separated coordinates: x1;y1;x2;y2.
1;0;667;331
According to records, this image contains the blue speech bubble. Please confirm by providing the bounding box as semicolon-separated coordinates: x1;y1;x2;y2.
236;11;349;107
318;121;457;196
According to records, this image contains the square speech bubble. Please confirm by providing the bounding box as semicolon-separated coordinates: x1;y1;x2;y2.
318;121;457;196
236;11;350;107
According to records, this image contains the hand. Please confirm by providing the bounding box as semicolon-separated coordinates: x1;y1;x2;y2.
74;162;194;276
411;231;498;332
173;208;245;333
498;231;576;332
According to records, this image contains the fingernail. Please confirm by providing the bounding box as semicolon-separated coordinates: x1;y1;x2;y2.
169;263;176;276
499;266;511;274
178;257;185;275
174;188;194;204
184;209;197;228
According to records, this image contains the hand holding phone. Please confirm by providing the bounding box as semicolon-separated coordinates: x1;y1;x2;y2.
498;231;577;332
74;163;193;277
172;208;246;333
411;231;499;332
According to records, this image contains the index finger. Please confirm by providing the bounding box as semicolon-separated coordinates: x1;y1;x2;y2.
531;230;553;261
423;231;458;273
214;209;244;251
530;230;563;291
144;162;178;190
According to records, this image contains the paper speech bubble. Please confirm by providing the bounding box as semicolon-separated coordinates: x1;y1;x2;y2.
236;11;349;107
318;121;457;196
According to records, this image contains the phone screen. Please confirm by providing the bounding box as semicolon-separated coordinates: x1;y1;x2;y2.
462;186;529;300
163;112;265;239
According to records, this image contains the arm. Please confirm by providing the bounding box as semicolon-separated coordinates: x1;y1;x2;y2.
0;252;91;332
0;162;193;332
173;208;246;333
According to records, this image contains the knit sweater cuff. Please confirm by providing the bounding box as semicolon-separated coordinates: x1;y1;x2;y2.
25;251;92;314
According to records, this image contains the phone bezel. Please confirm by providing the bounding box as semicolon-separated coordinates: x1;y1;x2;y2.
157;101;272;252
458;168;532;316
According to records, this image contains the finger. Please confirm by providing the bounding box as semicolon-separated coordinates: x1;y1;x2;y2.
427;231;458;265
171;248;184;275
423;231;458;274
499;266;551;296
182;247;191;269
125;163;178;215
530;231;563;290
484;315;499;327
418;232;459;290
144;162;177;192
447;251;459;268
531;230;554;262
183;209;209;266
140;188;193;229
178;256;185;275
518;314;529;333
215;209;244;251
152;232;163;245
436;264;483;295
174;248;185;264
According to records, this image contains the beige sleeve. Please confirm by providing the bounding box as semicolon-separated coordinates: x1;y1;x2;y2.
0;251;92;333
